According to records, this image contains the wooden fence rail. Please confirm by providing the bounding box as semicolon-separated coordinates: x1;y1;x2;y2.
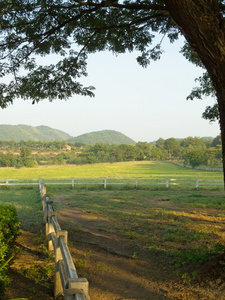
0;177;223;189
39;180;90;300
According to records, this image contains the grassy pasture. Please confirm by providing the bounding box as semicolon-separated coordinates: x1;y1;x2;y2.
0;161;224;271
1;183;225;269
0;186;43;232
0;161;223;179
1;162;225;299
49;185;225;270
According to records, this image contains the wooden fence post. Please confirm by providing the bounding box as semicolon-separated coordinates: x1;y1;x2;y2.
47;212;56;251
104;178;107;189
66;278;89;300
196;178;199;189
166;178;169;188
72;178;75;188
43;196;49;223
55;230;68;298
135;178;138;188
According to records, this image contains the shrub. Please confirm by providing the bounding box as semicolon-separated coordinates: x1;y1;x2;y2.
0;205;20;293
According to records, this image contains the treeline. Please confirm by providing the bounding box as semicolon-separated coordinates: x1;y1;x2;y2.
0;140;77;152
66;136;222;167
0;136;222;168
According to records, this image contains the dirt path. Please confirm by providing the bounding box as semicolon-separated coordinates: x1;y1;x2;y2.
56;205;225;300
4;200;225;299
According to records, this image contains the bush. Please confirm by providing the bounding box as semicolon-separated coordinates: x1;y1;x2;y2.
0;205;20;293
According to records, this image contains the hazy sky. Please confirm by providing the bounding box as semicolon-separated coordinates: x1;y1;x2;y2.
0;37;220;142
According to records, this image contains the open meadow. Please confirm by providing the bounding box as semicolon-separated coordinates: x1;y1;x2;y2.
0;161;223;179
1;161;225;299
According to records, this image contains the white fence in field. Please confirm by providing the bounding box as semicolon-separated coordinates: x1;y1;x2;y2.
39;180;89;300
0;177;223;188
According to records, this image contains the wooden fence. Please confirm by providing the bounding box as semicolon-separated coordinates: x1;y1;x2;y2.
0;177;223;189
39;180;90;300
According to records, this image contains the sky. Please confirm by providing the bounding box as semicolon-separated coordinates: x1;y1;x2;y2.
0;37;220;143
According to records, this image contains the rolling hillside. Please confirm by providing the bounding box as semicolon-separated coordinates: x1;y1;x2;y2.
0;125;136;144
0;125;72;141
68;130;136;145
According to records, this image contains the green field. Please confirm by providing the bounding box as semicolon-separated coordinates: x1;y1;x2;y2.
0;161;223;179
0;160;225;299
1;184;225;271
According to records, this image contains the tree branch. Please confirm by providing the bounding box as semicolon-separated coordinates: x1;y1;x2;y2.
76;1;167;11
82;12;170;31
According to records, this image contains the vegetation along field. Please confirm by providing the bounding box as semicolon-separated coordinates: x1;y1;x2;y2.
0;135;222;169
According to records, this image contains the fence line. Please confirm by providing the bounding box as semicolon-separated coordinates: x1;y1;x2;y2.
39;180;89;300
0;177;223;189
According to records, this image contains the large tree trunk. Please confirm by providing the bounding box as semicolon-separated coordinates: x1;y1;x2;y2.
165;0;225;186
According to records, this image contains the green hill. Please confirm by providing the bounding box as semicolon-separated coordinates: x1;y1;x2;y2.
0;125;72;141
68;130;136;145
0;125;136;144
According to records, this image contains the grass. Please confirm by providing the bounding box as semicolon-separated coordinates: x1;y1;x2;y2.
0;186;43;232
0;182;225;290
0;161;223;179
0;161;224;275
48;185;225;269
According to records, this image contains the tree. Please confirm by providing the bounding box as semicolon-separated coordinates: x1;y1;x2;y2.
183;147;208;168
20;146;32;159
1;1;225;181
164;138;180;158
136;142;152;160
151;147;162;161
180;137;206;149
155;138;165;150
211;135;222;147
20;146;35;167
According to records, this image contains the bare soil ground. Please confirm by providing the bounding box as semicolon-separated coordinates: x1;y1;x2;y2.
3;196;225;300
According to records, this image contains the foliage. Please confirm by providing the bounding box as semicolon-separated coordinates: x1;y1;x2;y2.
183;147;208;168
0;135;222;168
0;0;180;107
0;0;224;126
0;186;43;232
0;205;20;293
21;264;54;285
164;138;180;157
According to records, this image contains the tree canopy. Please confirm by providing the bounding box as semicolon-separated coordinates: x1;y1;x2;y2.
1;0;225;180
0;1;219;107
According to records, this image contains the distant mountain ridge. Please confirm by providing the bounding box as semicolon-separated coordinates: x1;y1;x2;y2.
0;125;136;144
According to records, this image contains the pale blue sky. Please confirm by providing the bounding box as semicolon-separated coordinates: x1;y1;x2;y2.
0;38;220;142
